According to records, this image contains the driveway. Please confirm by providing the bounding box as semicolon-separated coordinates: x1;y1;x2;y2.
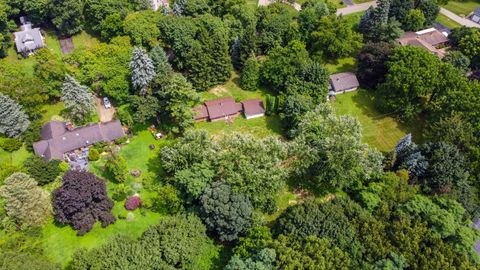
95;97;116;123
440;8;480;28
258;0;301;11
336;1;376;16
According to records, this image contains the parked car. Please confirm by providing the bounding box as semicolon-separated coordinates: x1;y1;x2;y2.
103;97;112;109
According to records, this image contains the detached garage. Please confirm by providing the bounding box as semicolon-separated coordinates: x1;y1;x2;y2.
242;99;265;120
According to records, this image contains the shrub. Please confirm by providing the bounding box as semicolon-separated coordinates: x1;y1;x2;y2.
94;141;110;152
112;183;132;201
114;136;128;145
116;105;134;127
0;138;23;152
88;148;100;161
153;184;184;214
23;155;62;185
105;153;128;182
125;196;142;211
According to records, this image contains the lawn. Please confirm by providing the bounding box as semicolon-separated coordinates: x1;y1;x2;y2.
0;144;31;166
326;57;357;74
436;13;462;29
333;89;423;152
246;0;258;9
72;31;101;52
442;0;480;16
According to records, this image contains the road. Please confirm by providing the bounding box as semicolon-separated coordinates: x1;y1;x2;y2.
336;1;376;16
258;0;301;11
440;8;480;28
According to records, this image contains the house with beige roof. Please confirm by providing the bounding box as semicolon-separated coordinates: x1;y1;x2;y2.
397;28;449;58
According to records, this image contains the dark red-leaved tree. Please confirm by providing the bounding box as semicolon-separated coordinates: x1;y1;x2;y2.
52;170;115;235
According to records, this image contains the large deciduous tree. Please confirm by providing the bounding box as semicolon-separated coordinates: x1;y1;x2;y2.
50;0;84;35
129;47;155;96
52;170;115;235
200;182;253;241
61;75;96;122
0;93;30;138
356;42;395;89
0;172;51;227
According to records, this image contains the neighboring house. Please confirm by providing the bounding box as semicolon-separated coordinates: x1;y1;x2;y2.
242;99;265;119
473;218;480;256
397;28;449;58
33;120;125;161
194;97;265;122
329;72;360;94
470;8;480;23
151;0;168;10
14;16;45;56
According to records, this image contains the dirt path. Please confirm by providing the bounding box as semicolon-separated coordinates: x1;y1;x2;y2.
95;97;116;123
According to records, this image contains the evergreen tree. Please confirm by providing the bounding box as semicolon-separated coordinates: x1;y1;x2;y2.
359;0;403;42
130;47;155;96
0;93;30;138
61;75;96;122
149;45;172;75
172;0;186;16
240;56;260;91
0;172;51;227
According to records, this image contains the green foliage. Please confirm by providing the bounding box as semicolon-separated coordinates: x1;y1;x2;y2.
309;15;363;60
60;75;96;123
0;93;30;138
357;42;395;89
234;226;273;257
88;148;100;161
116;104;134;127
50;0;84;35
0;138;22;152
240;56;260;91
111;183;132;201
34;48;66;99
403;9;425;31
261;40;309;93
128;95;160;124
200;181;253;241
129;47;155;96
443;50;470;73
105;153;128;183
0;172;51;227
225;248;276;270
153;184;184;214
124;10;162;47
265;94;276;115
172;161;215;201
272;235;351;270
23;155;62;185
0;163;21;185
149;45;172;75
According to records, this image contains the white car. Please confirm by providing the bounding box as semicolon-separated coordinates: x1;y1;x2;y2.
103;97;112;109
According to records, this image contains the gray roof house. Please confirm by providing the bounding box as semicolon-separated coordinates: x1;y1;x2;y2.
329;72;360;94
33;120;125;161
14;17;45;56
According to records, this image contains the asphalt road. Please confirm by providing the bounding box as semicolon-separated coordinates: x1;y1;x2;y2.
336;1;376;16
440;8;480;28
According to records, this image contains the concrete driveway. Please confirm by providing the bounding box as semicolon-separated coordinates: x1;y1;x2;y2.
336;1;376;16
95;97;116;123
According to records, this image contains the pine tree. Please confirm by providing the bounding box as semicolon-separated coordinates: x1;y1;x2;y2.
130;47;155;96
0;93;30;138
395;133;412;155
172;0;186;16
149;45;172;75
61;75;96;122
0;172;51;227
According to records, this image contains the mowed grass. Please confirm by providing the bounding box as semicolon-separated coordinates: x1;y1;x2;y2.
333;90;423;152
72;31;101;51
326;57;357;74
436;13;462;28
443;0;480;16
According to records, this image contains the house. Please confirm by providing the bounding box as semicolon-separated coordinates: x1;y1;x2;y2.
14;17;45;56
193;97;266;122
470;8;480;23
329;72;360;94
397;28;449;58
33;120;125;161
241;99;265;119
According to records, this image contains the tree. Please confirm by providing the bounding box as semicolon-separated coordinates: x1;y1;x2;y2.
173;0;210;16
34;48;66;99
152;72;199;133
100;13;124;41
23;155;62;185
356;42;395;89
261;40;310;93
200;182;253;241
0;138;22;152
234;226;273;257
359;0;403;42
280;93;316;133
298;1;330;40
225;248;276;270
61;75;96;123
0;172;51;227
291;104;383;191
0;93;30;138
129;47;155;96
284;61;330;103
149;45;172;75
128;95;160;124
50;0;84;35
416;0;439;26
0;1;13;58
124;10;162;47
105;153;128;183
310;15;363;59
272;235;351;270
443;50;470;73
403;9;425;31
425;113;476;152
52;170;115;235
240;56;260;91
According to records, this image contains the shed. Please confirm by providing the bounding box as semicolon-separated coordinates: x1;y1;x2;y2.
241;99;265;119
329;72;360;93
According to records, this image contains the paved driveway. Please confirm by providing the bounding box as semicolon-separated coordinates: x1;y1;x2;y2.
336;1;376;15
95;97;116;123
440;8;480;28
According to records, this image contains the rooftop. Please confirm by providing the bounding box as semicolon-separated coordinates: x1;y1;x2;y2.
330;72;360;92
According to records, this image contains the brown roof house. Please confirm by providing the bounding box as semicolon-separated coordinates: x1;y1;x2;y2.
241;99;265;119
194;97;265;122
33;120;125;161
329;72;360;94
397;28;449;58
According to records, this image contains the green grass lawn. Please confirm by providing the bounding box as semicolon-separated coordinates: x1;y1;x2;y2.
0;144;31;166
72;31;101;52
436;13;462;29
246;0;258;9
200;72;272;101
333;89;423;152
326;57;357;74
443;0;480;16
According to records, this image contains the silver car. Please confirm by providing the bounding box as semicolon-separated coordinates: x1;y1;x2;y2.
103;97;112;109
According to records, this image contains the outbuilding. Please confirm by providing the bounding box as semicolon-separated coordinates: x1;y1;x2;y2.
241;99;265;119
329;72;360;94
